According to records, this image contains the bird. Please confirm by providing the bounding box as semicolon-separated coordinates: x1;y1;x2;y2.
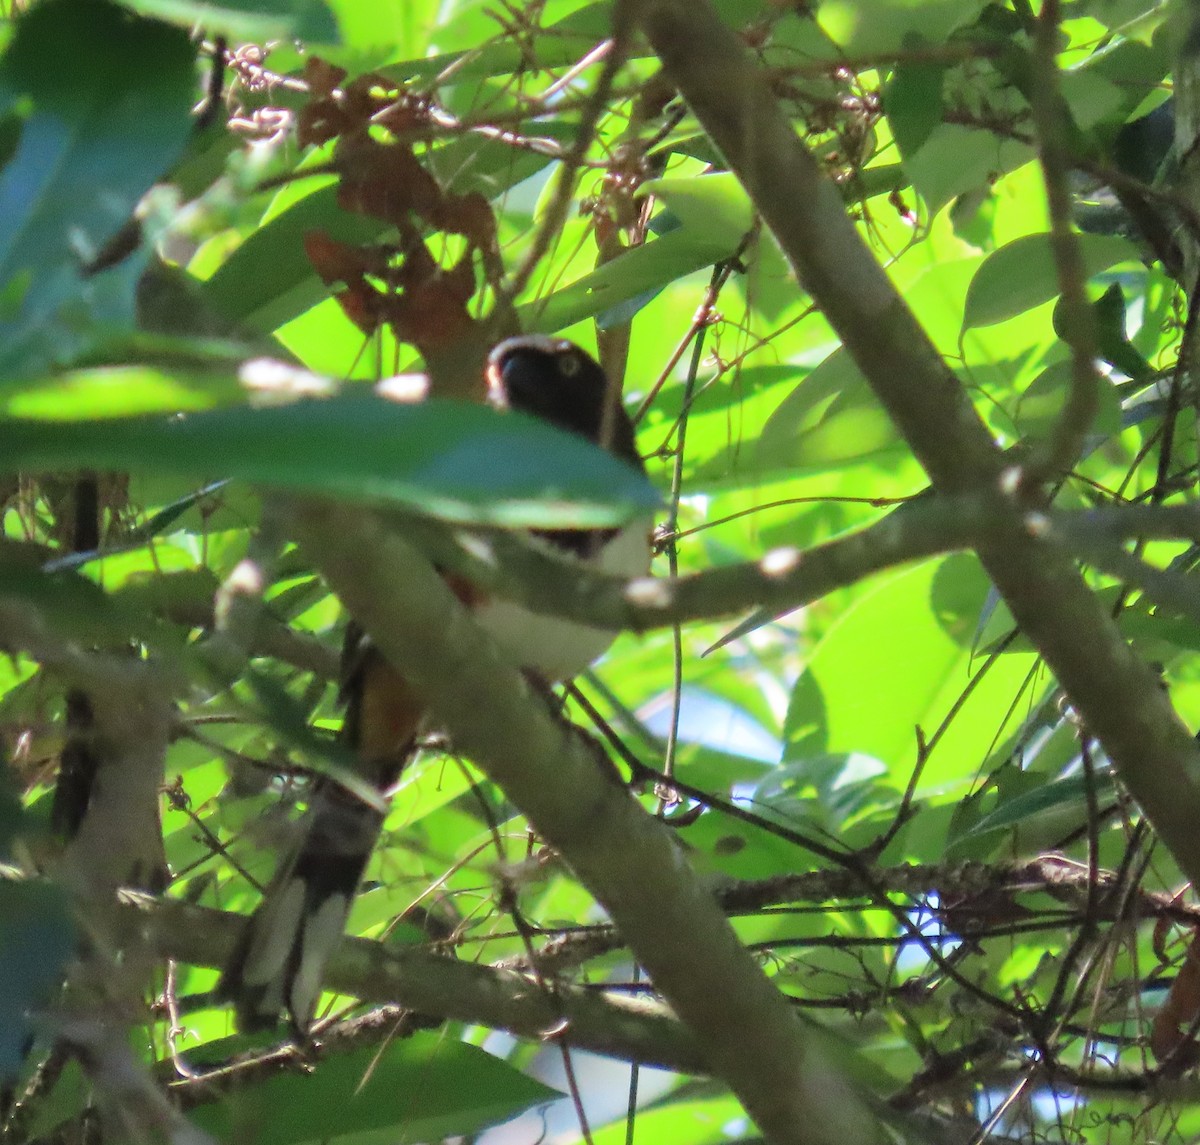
218;334;653;1034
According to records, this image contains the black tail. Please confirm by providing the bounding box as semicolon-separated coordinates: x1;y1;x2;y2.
219;631;419;1033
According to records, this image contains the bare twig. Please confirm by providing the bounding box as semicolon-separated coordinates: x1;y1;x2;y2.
1024;0;1102;483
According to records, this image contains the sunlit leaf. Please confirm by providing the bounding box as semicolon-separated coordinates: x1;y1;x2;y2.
903;125;1033;218
0;365;246;418
963;232;1139;330
190;1036;559;1143
522;174;753;332
783;557;1046;789
122;0;338;41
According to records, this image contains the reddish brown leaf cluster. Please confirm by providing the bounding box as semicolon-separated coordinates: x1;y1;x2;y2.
304;232;477;349
1151;913;1200;1070
298;59;500;359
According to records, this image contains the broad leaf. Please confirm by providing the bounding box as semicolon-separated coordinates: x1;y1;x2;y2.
0;0;195;376
1;395;659;526
962;232;1139;330
190;1036;559;1144
0;881;74;1082
122;0;338;41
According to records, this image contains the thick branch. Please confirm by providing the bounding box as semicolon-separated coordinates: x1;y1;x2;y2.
289;501;885;1145
396;498;1200;637
115;893;706;1074
393;492;974;632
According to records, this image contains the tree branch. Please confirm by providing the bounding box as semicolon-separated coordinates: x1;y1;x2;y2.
1025;0;1102;480
637;0;1200;895
287;500;886;1145
391;492;975;633
394;498;1200;638
107;892;708;1076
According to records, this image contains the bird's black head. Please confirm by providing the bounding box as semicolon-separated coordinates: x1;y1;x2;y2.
486;335;642;470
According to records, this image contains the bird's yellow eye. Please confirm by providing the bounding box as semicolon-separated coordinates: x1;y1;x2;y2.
558;351;582;377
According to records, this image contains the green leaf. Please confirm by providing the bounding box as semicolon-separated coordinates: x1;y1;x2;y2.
324;0;436;65
1059;68;1126;132
783;557;1046;789
1057;282;1153;381
958;772;1108;840
818;0;989;53
201;183;384;336
521;174;752;332
588;1095;746;1145
1081;34;1171;125
641;173;754;239
1014;359;1121;439
756;348;903;472
0;396;660;527
190;1036;558;1144
0;554;157;646
903;125;1033;218
383;3;620;84
0;881;74;1081
0;0;195;376
0;364;247;419
885;40;946;158
962;233;1139;331
121;0;338;42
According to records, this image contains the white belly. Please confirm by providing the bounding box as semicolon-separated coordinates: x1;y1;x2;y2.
474;519;653;680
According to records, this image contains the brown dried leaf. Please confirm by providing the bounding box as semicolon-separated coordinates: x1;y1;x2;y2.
298;58;349;147
1151;924;1200;1070
298;62;402;148
304;57;346;97
430;190;498;252
335;135;442;229
380;241;477;351
304;232;387;335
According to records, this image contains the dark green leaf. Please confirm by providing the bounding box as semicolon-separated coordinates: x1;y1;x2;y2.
0;396;660;527
885;40;946;158
1056;282;1153;381
958;772;1108;840
0;0;195;375
0;552;158;645
0;881;74;1081
0;765;18;854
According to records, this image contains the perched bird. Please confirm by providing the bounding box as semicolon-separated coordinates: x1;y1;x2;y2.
219;335;653;1033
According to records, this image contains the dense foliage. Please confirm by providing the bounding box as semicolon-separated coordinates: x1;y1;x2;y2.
5;0;1200;1142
